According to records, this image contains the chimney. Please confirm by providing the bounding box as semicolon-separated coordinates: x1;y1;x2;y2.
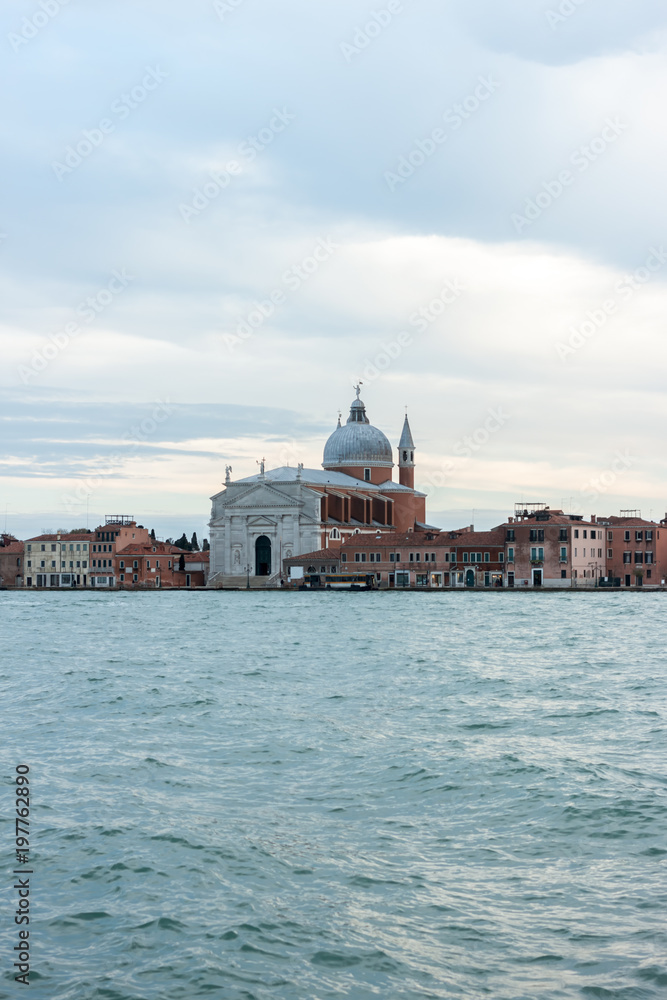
591;515;596;523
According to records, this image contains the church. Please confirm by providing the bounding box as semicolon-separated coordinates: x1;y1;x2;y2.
208;388;432;586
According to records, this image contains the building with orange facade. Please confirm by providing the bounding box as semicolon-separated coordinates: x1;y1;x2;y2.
598;512;667;588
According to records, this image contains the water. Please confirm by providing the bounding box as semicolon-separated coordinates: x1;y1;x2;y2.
1;590;666;1000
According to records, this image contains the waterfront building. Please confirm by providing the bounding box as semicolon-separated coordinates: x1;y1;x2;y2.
283;528;506;588
598;512;667;587
0;535;23;588
209;389;431;587
24;531;93;588
88;517;151;588
112;543;209;588
503;505;606;588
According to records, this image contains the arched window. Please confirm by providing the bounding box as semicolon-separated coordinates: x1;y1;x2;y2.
403;451;407;462
410;451;414;462
329;528;340;540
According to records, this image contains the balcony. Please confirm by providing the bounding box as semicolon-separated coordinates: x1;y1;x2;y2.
530;559;544;567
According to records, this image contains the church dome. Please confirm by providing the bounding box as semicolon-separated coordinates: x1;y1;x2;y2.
322;391;394;469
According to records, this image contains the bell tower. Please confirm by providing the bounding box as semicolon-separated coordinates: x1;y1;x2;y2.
398;413;415;489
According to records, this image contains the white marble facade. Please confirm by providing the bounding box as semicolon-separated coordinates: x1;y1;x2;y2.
208;468;323;583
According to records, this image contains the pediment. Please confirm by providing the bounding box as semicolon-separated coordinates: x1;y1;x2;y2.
247;515;278;527
226;482;303;509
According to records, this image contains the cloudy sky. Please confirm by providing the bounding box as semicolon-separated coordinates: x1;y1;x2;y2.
2;0;667;538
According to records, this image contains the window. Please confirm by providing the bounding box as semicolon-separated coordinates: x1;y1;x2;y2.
376;553;381;562
416;554;421;562
119;561;125;569
431;553;435;562
330;528;340;540
646;551;654;564
133;560;138;569
608;531;613;541
390;553;395;562
623;552;631;564
463;553;469;563
364;468;371;481
51;544;56;551
424;553;429;562
156;561;160;568
506;529;515;541
341;553;347;562
560;547;567;562
647;569;652;579
646;530;653;542
402;451;407;462
598;549;602;559
484;552;490;562
484;572;490;587
582;548;586;558
583;530;588;539
146;560;151;569
133;574;138;582
76;544;80;551
41;544;45;551
574;529;579;539
624;531;630;541
120;574;125;582
27;544;32;552
559;529;567;541
635;552;643;564
608;549;613;559
51;561;56;568
355;553;366;562
27;560;32;568
530;529;543;542
507;547;514;563
83;544;87;551
499;552;504;563
636;531;643;542
416;574;428;587
82;561;87;569
561;570;567;578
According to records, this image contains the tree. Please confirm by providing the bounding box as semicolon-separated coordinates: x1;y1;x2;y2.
202;538;210;551
174;533;190;550
190;532;200;551
150;528;156;541
178;553;185;572
165;537;174;545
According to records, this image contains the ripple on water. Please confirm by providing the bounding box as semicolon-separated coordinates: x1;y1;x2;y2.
3;590;667;1000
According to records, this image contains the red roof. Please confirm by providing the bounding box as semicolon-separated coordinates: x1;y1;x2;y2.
0;541;23;554
284;546;341;562
26;532;94;542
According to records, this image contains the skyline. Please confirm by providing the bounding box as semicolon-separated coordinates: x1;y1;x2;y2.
3;1;667;538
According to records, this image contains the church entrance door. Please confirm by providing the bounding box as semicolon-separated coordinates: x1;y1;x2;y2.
255;535;272;576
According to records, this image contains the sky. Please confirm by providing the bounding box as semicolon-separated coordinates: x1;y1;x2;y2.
2;0;667;538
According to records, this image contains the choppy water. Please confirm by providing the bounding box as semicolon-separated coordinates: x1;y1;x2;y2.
1;591;666;1000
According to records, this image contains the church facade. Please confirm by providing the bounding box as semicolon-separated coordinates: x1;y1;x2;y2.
208;389;431;587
